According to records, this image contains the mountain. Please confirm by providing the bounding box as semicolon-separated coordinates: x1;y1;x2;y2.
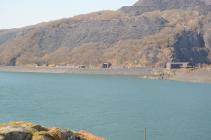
0;0;211;67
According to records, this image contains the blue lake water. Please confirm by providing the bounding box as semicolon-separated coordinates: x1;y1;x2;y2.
0;72;211;140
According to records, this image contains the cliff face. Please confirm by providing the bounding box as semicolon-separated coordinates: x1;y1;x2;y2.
0;122;104;140
0;0;211;67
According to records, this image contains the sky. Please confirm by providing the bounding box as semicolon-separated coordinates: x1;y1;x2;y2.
0;0;137;29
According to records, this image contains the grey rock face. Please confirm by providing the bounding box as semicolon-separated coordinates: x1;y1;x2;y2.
172;31;210;63
134;0;206;7
120;0;211;15
25;16;167;50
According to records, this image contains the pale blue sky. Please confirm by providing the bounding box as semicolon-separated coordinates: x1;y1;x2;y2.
0;0;137;29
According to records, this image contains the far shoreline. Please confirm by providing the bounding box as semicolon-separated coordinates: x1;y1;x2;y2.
0;66;211;84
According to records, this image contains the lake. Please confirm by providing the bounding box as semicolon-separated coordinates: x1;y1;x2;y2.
0;72;211;140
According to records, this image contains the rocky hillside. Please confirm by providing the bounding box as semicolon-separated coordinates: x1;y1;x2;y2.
0;122;104;140
0;0;211;67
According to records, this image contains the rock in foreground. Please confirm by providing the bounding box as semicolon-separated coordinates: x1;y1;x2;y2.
0;122;104;140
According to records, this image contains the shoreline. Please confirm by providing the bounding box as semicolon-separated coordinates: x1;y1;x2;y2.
0;66;211;84
0;66;155;76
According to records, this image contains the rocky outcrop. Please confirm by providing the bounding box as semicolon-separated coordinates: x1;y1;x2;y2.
0;122;104;140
